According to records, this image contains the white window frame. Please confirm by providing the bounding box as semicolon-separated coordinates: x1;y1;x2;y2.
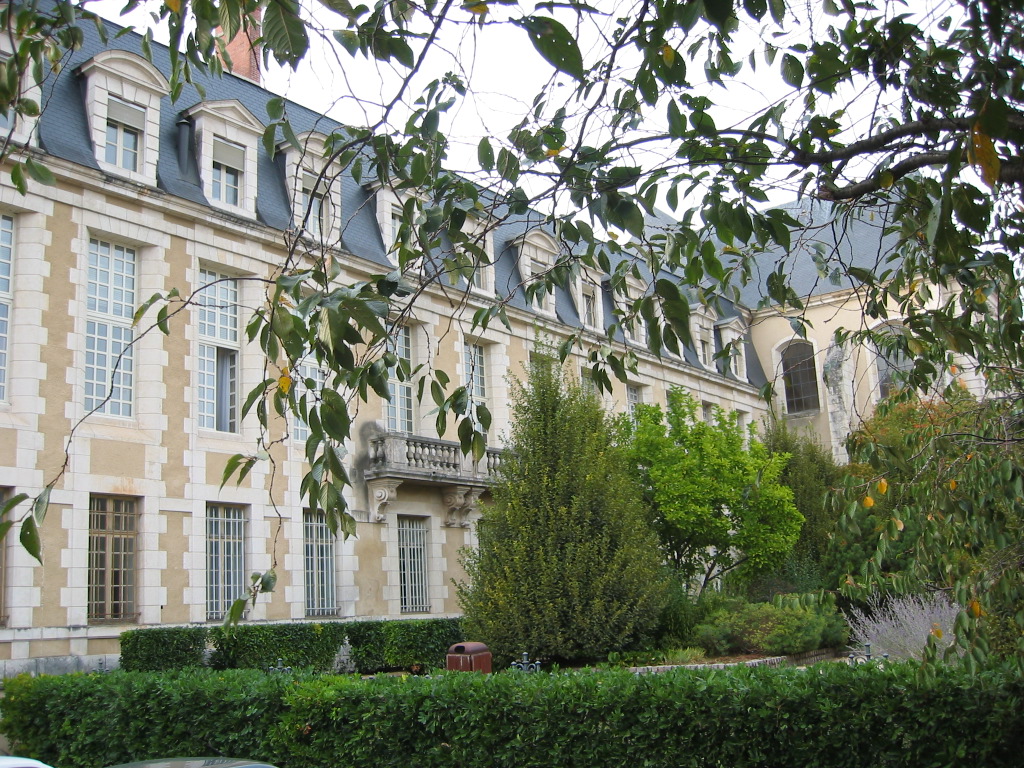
626;384;642;416
293;360;327;443
85;237;136;418
873;324;914;401
79;50;168;185
717;318;748;380
463;215;494;296
88;494;137;623
0;214;12;402
518;232;558;317
206;503;246;621
185;99;264;217
397;515;430;614
303;509;337;617
778;339;821;414
386;325;414;432
197;269;240;433
212;137;244;207
464;341;487;430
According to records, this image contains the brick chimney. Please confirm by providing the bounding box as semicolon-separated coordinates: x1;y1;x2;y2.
223;9;262;83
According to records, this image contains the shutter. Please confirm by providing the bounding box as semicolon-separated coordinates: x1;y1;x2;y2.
213;137;245;169
107;98;146;131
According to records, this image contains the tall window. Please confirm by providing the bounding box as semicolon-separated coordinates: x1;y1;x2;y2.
300;173;326;240
582;289;597;328
627;384;641;416
387;325;414;432
397;515;429;613
0;487;10;623
293;361;327;443
212;138;243;206
0;215;12;402
206;504;246;621
303;509;337;617
198;269;239;432
88;495;136;622
104;98;144;173
85;238;136;417
875;327;914;400
464;342;486;429
781;341;820;413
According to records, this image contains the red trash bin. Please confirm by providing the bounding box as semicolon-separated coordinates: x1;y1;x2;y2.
446;641;492;673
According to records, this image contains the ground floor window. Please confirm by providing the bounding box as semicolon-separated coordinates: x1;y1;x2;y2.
206;504;246;621
303;509;337;617
88;495;136;622
397;515;429;613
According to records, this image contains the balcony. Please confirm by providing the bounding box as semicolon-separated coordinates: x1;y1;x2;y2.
363;432;502;487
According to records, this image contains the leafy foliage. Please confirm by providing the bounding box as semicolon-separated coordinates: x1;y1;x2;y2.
833;391;1024;666
693;593;846;656
10;664;1024;768
119;626;209;672
3;0;1024;652
622;390;802;593
342;617;463;673
458;358;666;665
209;622;349;671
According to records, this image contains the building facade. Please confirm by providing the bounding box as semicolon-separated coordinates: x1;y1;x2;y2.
0;13;964;674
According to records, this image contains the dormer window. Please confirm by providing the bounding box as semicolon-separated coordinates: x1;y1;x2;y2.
185;99;264;217
212;138;244;205
717;317;748;380
690;306;716;369
283;133;342;246
104;98;144;172
574;274;603;332
518;230;558;316
79;50;169;185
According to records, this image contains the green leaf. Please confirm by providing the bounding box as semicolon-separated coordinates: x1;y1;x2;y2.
478;137;495;170
517;16;585;82
781;53;804;88
704;0;734;29
20;515;41;563
263;0;311;65
24;158;55;186
743;0;767;20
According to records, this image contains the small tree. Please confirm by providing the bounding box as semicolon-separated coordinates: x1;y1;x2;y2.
457;358;666;664
624;389;802;596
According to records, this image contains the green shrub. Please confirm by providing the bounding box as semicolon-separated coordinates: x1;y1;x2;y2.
209;622;348;671
4;664;1023;768
0;669;295;768
694;600;834;656
343;617;463;673
119;626;209;671
459;359;667;665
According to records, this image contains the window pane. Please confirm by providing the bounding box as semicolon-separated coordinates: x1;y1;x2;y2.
206;504;246;621
303;509;337;617
397;516;429;613
88;495;136;622
782;342;820;413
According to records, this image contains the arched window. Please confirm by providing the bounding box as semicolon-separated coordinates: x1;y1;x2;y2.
875;326;914;400
781;341;820;413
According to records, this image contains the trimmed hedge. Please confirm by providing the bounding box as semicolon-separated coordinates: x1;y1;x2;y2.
118;618;461;674
343;617;463;673
209;622;349;672
119;626;208;671
3;663;1023;768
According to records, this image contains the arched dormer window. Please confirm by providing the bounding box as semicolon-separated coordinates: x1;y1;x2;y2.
874;324;914;400
517;230;558;316
781;340;820;413
184;99;264;217
78;50;169;185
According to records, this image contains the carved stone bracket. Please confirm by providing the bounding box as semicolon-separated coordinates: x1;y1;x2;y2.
443;485;483;528
367;478;403;523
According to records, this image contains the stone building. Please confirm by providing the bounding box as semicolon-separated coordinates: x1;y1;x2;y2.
0;9;974;674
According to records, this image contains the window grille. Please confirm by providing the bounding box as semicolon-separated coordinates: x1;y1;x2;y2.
88;495;136;622
85;238;136;416
781;342;820;413
303;509;337;617
0;215;13;401
206;504;246;621
397;516;429;613
198;270;239;431
387;325;414;432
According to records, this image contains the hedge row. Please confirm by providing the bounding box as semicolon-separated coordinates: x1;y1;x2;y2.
119;618;464;674
4;663;1023;768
